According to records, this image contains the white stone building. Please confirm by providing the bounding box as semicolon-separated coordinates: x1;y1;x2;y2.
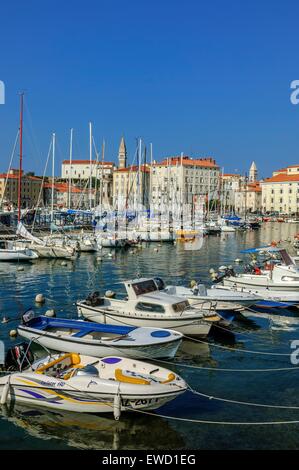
150;156;220;208
261;165;299;214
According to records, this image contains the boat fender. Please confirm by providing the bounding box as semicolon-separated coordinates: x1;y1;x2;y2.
35;294;45;304
45;309;56;318
190;280;197;288
113;393;121;421
61;261;67;267
1;376;10;405
105;290;116;299
17;266;24;272
9;329;17;338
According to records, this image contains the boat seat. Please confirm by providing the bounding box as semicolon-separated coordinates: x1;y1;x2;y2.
115;368;150;385
35;353;81;374
72;329;93;338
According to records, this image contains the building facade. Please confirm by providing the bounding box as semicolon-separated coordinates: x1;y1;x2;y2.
113;165;150;210
0;169;43;210
261;165;299;214
150;156;220;208
221;173;243;211
61;160;114;208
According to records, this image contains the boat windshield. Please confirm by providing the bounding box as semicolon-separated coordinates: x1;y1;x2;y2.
279;249;294;266
172;301;189;313
132;280;158;296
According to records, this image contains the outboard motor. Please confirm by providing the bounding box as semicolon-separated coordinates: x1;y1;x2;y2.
4;342;35;372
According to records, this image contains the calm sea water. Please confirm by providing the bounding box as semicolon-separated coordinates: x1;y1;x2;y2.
1;222;299;450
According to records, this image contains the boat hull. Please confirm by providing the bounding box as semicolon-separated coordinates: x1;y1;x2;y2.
76;303;211;336
223;276;299;292
17;326;182;360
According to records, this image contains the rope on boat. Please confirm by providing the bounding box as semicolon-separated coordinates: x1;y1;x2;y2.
186;387;299;410
125;407;299;426
183;334;292;356
137;356;299;373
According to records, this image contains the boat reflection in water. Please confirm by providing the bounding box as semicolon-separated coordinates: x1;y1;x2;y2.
0;403;185;450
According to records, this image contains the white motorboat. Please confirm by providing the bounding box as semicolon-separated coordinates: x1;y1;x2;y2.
76;278;220;336
0;344;187;415
215;284;299;304
17;314;183;359
160;279;259;311
0;240;38;261
222;247;299;292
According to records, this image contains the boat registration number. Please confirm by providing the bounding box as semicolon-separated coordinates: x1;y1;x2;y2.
121;397;160;408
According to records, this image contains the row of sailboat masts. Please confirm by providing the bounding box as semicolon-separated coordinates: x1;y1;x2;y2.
66;123;106;212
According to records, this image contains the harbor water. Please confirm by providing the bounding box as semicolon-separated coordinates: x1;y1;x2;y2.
1;222;299;449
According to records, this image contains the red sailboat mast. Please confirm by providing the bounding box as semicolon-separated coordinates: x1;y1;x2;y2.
18;92;24;223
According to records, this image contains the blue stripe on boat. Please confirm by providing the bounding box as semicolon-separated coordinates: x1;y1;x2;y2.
24;316;136;336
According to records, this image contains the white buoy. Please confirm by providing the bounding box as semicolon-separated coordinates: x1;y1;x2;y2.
108;253;113;257
61;261;67;266
154;248;159;252
0;376;10;405
218;265;227;272
235;258;243;263
17;266;24;271
45;309;56;318
35;294;45;304
9;329;17;338
113;393;121;421
97;256;103;262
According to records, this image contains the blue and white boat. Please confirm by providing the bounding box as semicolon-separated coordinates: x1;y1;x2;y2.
17;315;183;359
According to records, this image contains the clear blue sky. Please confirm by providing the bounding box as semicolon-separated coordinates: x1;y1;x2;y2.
0;0;299;178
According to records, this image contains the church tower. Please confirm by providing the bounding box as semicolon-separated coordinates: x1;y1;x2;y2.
249;161;257;182
118;136;127;169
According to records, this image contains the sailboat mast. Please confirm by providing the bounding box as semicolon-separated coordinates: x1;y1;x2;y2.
18;92;24;223
68;128;73;209
51;133;56;223
89;122;92;210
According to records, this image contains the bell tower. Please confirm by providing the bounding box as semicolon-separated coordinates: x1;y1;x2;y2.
118;136;127;169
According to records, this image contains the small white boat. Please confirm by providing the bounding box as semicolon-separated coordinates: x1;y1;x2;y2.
0;240;38;261
223;247;299;292
76;278;220;336
161;279;259;311
17;314;183;359
0;345;187;415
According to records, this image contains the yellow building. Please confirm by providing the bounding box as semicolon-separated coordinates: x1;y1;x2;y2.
113;165;150;210
0;169;42;210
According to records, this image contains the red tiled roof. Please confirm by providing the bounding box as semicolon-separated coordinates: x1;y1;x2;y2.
247;182;262;192
222;173;241;178
153;156;219;168
62;160;114;166
286;164;299;169
263;174;299;183
43;182;91;193
114;165;150;173
0;173;42;181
